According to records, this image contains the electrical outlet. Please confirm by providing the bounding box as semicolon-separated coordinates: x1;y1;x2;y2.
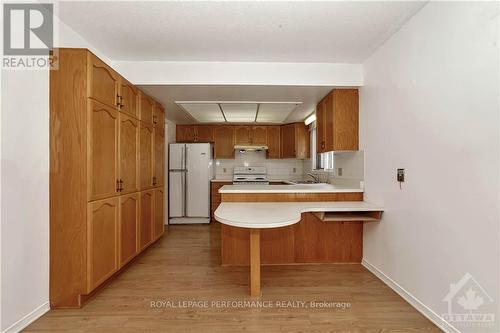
337;168;343;176
223;168;227;173
397;169;405;182
293;167;296;173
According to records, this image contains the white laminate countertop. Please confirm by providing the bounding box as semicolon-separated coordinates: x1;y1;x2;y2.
214;201;383;228
218;183;363;193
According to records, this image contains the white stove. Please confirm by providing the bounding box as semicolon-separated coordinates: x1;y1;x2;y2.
233;166;269;185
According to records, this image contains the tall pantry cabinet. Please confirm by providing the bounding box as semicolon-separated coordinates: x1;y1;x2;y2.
50;49;165;308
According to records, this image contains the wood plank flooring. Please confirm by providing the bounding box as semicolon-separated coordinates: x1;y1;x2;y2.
26;223;440;332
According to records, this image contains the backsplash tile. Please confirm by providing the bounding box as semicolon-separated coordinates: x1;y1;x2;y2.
215;150;304;180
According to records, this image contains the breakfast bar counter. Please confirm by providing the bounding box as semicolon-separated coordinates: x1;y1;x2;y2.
214;184;383;296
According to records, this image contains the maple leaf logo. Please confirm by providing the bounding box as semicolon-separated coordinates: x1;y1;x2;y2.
457;288;484;311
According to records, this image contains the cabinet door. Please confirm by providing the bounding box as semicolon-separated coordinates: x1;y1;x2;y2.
140;92;154;124
295;123;310;159
154;188;164;239
266;126;280;159
87;197;119;292
153;103;165;129
119;113;139;194
234;126;251;145
119;79;139;118
332;89;359;151
119;193;139;266
214;126;235;158
153;127;165;187
251;126;267;145
176;125;196;142
324;93;335;152
280;124;296;158
89;100;119;201
88;53;120;109
196;126;214;142
139;122;154;190
316;99;325;153
139;190;154;249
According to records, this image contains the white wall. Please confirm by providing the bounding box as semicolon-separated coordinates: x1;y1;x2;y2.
0;14;111;333
113;61;363;86
360;2;499;332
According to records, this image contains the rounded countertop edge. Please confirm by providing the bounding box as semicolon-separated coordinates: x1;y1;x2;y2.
214;214;302;229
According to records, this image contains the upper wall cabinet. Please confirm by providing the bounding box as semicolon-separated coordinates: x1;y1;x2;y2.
88;53;120;109
140;92;155;124
153;102;165;129
214;126;235;159
176;125;196;142
266;126;280;159
280;123;309;159
196;126;214;142
234;125;267;145
176;125;214;143
234;126;252;145
316;89;359;152
119;79;139;119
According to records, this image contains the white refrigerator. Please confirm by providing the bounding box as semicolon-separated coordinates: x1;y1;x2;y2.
168;143;214;224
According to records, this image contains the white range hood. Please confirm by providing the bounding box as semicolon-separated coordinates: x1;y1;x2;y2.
234;145;268;151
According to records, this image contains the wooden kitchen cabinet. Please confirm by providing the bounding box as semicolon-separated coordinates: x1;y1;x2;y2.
316;89;359;152
88;100;119;201
251;126;267;145
119;193;139;266
280;123;309;159
211;181;232;221
119;113;139;194
176;125;196;142
140;122;154;190
266;126;280;159
153;127;165;187
196;126;214;142
214;125;235;159
88;53;120;109
119;78;139;119
87;197;119;292
50;48;166;308
316;98;326;153
154;188;164;239
139;92;155;124
235;126;252;145
234;125;267;145
139;190;154;250
153;102;165;129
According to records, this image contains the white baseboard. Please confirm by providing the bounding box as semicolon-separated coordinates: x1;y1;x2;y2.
361;259;459;333
2;301;49;333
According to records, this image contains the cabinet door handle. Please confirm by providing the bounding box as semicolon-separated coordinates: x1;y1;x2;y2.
116;179;121;192
152;176;157;186
119;179;124;192
153;115;157;124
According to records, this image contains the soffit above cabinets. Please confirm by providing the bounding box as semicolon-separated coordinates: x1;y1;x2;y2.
176;101;301;124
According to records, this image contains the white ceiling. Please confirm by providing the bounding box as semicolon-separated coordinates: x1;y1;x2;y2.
58;1;426;63
140;85;333;124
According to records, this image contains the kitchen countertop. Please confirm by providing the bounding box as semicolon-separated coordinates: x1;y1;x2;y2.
215;201;382;228
218;183;363;193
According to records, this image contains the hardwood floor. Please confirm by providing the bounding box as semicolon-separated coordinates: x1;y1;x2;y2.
26;223;440;332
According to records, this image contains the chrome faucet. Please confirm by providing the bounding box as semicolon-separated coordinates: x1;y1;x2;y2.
306;172;320;183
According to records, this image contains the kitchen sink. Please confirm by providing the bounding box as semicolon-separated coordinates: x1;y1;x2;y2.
288;180;327;185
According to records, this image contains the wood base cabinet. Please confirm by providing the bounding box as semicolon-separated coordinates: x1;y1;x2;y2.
87;198;119;292
50;48;165;308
